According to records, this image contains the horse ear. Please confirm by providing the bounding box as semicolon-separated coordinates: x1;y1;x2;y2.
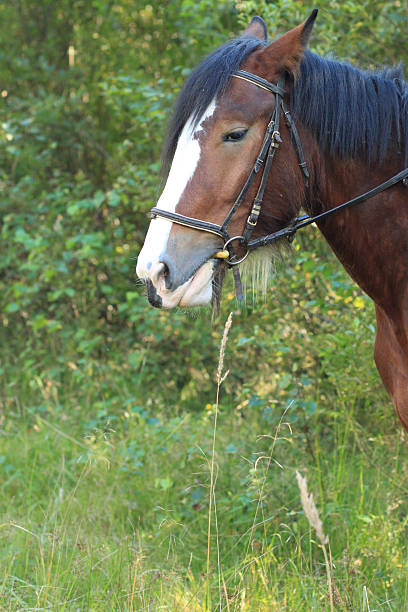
241;16;267;42
259;9;318;76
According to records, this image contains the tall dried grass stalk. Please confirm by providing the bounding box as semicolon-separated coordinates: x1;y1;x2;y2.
216;312;232;385
296;471;334;612
207;312;233;610
363;585;371;611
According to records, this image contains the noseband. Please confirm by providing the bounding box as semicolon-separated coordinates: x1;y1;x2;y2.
150;69;408;301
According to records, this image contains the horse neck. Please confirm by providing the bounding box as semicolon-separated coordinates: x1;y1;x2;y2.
306;135;408;310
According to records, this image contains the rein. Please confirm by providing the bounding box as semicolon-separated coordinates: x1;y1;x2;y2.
151;69;408;301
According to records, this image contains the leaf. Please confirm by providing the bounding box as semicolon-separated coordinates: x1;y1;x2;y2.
353;296;365;309
154;477;173;491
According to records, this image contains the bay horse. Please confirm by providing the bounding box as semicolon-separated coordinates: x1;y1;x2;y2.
136;11;408;429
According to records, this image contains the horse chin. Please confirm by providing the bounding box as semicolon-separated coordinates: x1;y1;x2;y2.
156;260;214;309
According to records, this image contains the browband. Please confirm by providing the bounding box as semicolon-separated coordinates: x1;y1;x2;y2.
232;70;286;97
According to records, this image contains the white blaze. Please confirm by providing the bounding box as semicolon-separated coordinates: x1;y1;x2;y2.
136;100;216;279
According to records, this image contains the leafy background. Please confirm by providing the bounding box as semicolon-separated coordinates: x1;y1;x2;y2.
0;0;407;609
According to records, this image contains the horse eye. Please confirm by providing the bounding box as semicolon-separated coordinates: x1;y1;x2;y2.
222;129;248;142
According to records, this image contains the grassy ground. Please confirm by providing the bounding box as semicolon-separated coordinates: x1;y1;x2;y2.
1;236;408;610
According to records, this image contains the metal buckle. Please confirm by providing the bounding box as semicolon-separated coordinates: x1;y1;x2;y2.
222;236;249;266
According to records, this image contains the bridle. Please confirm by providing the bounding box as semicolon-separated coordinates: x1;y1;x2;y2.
150;68;408;301
150;69;306;299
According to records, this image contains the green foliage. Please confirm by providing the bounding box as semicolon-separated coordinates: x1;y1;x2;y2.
237;0;408;66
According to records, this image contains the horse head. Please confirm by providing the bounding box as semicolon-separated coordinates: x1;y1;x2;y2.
137;12;318;308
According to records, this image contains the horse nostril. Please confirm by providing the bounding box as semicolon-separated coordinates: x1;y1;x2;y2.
150;258;176;290
150;262;166;286
162;262;169;280
160;261;173;289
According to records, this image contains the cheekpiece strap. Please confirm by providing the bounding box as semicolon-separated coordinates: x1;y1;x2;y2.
242;74;286;243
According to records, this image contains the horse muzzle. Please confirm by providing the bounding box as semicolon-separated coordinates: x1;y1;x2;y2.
137;257;215;309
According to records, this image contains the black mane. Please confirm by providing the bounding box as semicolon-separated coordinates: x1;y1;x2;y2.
163;40;408;171
292;51;408;165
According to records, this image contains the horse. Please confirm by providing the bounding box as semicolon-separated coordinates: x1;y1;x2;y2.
136;11;408;429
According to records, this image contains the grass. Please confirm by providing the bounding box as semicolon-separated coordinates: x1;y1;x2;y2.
1;394;408;610
1;329;408;610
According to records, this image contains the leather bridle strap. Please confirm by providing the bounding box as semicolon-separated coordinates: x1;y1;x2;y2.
247;166;408;250
219;75;286;238
151;69;310;251
151;72;295;240
241;87;284;242
282;102;310;203
232;69;285;96
150;69;308;301
150;66;408;303
150;208;228;241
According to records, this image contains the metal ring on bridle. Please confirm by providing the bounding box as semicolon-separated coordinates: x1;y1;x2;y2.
223;235;249;266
